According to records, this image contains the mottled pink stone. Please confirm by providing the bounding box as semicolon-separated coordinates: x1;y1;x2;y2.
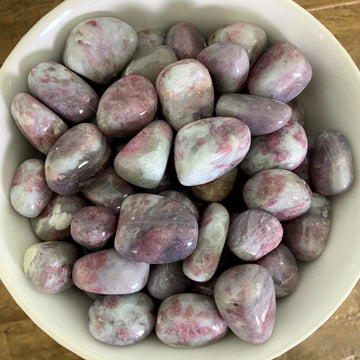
114;193;198;264
156;293;228;347
214;264;276;344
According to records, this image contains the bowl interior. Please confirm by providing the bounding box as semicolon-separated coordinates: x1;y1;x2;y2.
0;0;359;359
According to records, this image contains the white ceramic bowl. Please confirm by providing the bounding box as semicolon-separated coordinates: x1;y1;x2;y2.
0;0;359;359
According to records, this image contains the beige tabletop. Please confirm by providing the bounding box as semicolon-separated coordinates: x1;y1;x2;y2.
0;0;359;359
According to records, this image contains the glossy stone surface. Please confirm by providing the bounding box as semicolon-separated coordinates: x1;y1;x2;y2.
147;262;191;300
256;244;298;297
208;22;267;66
156;293;228;347
197;43;249;93
45;123;111;195
10;93;68;154
214;264;276;344
174;117;251;186
227;209;283;261
30;194;86;241
288;98;306;126
240;120;308;175
97;74;158;138
183;203;229;282
28;61;99;122
309;129;354;195
133;29;166;58
10;159;53;218
156;59;214;130
63;17;138;85
215;93;292;136
23;241;78;293
114;120;173;189
72;249;149;294
247;42;312;103
115;194;198;264
283;193;331;261
243;169;312;221
88;293;155;346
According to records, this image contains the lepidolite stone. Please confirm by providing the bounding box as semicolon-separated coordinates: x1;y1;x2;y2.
214;264;276;344
156;293;228;347
243;169;312;221
45;123;111;195
133;29;166;58
174;117;251;186
72;249;149;294
63;17;138;85
88;293;155;346
115;194;198;264
114;120;173;189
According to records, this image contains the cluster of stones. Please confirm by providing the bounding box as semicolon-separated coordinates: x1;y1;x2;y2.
10;16;354;349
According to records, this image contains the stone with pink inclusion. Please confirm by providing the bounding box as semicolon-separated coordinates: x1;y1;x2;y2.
72;249;149;294
10;93;68;155
240;120;308;176
183;202;230;282
133;29;166;58
113;120;173;189
156;293;228;347
174;117;251;186
247;41;312;103
227;209;283;261
10;159;53;218
214;264;276;344
243;169;312;221
88;293;155;346
114;193;198;264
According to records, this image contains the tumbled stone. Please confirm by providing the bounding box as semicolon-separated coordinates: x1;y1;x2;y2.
293;152;310;183
156;293;228;347
115;193;198;264
214;264;276;344
288;98;306;126
133;29;166;58
192;277;217;297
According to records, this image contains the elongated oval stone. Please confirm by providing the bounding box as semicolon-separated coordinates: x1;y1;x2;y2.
174;117;251;186
115;193;198;264
214;264;276;344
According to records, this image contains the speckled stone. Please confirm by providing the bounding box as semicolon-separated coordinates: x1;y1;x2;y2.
88;293;155;346
115;193;198;264
133;29;166;58
174;117;251;186
156;293;228;347
214;264;276;344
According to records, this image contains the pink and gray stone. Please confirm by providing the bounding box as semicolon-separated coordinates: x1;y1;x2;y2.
45;123;111;195
227;209;283;261
309;129;354;196
197;43;249;93
10;159;53;218
288;98;306;126
174;117;251;186
28;61;99;122
23;241;78;293
10;93;68;155
88;293;155;346
165;22;205;59
156;59;214;131
115;193;198;264
214;264;276;344
247;42;312;103
243;169;313;221
133;29;166;58
113;120;173;189
183;203;230;282
240;120;308;175
147;262;192;300
72;249;149;294
156;293;228;347
208;22;267;66
30;194;86;241
96;74;158;138
282;193;331;261
63;17;138;85
256;244;299;297
215;93;292;136
70;206;118;250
